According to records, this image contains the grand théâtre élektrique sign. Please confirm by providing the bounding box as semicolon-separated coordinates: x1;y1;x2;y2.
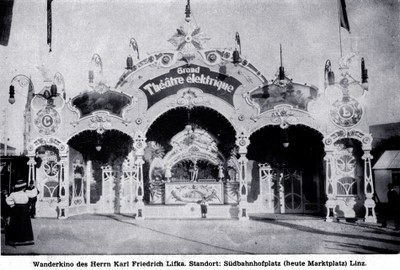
139;64;242;108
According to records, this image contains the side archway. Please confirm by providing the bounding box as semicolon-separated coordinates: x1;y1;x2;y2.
323;128;376;222
247;124;325;215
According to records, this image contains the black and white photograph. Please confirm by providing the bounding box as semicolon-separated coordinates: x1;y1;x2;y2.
0;0;399;269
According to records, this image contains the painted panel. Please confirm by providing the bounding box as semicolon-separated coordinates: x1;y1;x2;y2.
165;182;223;204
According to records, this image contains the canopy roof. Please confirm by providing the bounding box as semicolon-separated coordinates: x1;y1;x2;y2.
373;150;400;170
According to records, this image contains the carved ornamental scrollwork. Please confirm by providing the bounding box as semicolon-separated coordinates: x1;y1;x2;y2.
88;112;112;134
174;88;209;109
250;104;321;133
235;130;250;154
27;137;67;156
270;105;297;129
324;129;373;150
133;131;147;156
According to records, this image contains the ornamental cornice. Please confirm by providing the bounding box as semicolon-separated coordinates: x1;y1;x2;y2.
324;128;372;150
27;137;68;156
249;104;322;133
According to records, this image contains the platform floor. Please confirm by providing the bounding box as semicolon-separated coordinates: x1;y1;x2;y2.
1;213;400;255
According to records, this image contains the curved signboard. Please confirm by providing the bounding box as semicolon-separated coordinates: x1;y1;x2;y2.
139;64;242;109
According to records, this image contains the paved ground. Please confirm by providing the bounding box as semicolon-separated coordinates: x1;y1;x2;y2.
1;214;400;255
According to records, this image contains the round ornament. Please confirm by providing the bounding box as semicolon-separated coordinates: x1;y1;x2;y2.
34;107;61;135
330;97;363;128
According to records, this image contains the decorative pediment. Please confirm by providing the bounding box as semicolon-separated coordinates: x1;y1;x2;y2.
71;90;132;118
246;82;318;115
324;129;372;150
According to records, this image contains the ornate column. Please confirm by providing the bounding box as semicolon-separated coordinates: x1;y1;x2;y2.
58;145;69;219
133;131;146;219
259;163;274;212
324;150;337;222
235;130;250;220
278;171;285;214
27;156;37;186
362;151;377;223
86;160;93;206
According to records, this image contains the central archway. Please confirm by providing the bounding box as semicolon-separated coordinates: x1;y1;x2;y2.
143;106;238;216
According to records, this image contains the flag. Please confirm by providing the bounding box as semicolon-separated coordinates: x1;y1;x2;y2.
47;0;53;52
0;0;15;46
338;0;350;33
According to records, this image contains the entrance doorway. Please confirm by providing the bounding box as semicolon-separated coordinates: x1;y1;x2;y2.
248;125;325;214
68;130;134;215
259;165;304;213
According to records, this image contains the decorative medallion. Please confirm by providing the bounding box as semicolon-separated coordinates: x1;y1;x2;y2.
168;24;210;54
89;113;112;134
34;107;61;135
135;118;143;125
330;97;363;128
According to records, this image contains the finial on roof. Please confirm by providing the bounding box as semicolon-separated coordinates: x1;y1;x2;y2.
185;0;191;22
279;44;285;80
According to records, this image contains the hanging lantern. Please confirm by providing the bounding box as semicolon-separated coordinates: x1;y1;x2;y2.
126;55;133;70
95;137;102;151
328;70;335;86
361;57;368;90
8;85;15;104
283;130;289;148
185;0;191;22
232;49;241;65
50;83;57;97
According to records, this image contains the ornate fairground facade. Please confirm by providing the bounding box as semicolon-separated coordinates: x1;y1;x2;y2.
17;2;376;222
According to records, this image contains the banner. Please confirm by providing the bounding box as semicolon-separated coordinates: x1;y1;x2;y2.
139;65;242;108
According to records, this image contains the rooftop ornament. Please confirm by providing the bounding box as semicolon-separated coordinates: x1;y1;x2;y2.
88;53;103;85
324;53;369;100
126;38;140;70
232;32;241;66
168;0;210;64
272;44;292;88
9;72;65;106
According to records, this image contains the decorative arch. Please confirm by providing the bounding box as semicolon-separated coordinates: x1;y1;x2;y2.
163;125;225;168
116;49;267;90
144;88;239;138
66;110;134;141
27;137;68;156
66;125;133;145
248;104;324;138
70;90;133;119
323;128;373;151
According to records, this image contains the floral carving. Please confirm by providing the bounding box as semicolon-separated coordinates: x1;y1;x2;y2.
88;114;111;134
